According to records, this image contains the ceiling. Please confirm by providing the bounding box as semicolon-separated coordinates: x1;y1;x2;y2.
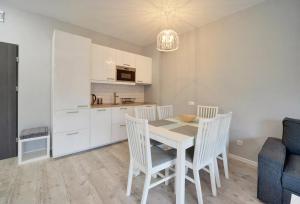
1;0;264;46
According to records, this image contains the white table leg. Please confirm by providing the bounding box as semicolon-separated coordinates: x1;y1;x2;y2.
176;145;186;204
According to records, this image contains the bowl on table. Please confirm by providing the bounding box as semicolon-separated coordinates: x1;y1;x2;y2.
178;114;197;123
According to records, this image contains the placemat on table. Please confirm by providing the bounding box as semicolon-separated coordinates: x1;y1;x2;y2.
170;125;198;137
149;120;176;127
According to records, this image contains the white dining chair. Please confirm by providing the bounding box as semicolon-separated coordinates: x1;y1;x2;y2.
125;114;176;204
135;106;156;121
197;105;219;119
214;112;232;188
135;106;161;146
185;117;220;204
157;105;173;120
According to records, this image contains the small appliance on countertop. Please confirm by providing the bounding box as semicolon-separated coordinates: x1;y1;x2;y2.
120;97;136;104
91;94;103;105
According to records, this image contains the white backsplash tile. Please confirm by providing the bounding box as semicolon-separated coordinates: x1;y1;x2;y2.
91;83;144;104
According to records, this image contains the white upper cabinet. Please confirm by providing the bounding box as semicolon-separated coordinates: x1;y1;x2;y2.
116;50;136;68
52;30;91;110
136;55;152;84
91;44;116;82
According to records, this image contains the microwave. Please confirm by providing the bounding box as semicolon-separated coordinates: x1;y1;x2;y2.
116;66;136;83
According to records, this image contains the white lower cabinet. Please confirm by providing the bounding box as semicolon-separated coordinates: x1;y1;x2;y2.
111;124;127;143
90;108;112;148
111;106;134;142
52;129;90;158
52;105;154;158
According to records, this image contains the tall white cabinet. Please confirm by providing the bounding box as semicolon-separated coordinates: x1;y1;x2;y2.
52;30;91;158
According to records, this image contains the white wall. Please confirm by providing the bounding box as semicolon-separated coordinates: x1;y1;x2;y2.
143;0;300;161
0;4;143;135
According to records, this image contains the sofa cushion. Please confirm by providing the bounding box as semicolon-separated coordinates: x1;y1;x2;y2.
282;154;300;194
282;118;300;155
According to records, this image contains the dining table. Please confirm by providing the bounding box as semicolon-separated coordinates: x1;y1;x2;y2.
148;117;199;204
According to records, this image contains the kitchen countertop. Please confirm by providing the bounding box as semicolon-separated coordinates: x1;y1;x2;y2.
91;102;156;108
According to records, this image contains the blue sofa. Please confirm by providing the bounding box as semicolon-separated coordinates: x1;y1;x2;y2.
258;118;300;204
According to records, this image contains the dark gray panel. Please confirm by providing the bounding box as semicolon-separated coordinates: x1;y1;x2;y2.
0;42;18;160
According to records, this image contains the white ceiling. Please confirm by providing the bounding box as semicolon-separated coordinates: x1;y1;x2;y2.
1;0;264;46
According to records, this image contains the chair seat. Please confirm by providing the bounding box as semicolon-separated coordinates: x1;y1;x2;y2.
282;154;300;194
151;146;176;167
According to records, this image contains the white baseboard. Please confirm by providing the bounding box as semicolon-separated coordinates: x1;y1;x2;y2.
228;153;258;168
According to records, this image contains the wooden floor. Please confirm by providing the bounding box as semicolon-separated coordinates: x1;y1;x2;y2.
0;142;261;204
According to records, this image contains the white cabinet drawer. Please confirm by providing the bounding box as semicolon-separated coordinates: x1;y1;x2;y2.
52;129;90;158
53;109;89;133
111;124;127;143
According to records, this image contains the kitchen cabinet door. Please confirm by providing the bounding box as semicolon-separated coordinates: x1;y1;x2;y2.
90;108;112;148
53;30;91;110
111;106;134;142
91;44;116;82
136;55;152;84
116;50;136;68
111;107;134;125
111;124;127;142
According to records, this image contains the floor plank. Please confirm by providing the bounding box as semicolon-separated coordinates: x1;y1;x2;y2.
0;142;262;204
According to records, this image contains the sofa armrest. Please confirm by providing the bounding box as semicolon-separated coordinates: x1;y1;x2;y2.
257;137;286;204
259;137;286;168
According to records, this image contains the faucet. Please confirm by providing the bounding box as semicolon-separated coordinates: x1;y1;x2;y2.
113;92;119;105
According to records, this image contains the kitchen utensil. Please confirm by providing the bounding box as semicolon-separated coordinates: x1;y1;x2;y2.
91;94;97;105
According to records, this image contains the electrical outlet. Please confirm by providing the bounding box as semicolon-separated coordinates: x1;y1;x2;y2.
188;101;195;106
236;140;244;146
0;11;5;23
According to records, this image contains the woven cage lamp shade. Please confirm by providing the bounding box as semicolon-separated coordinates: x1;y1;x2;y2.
157;29;179;52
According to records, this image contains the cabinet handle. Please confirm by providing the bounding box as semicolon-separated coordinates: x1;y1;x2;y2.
123;64;130;67
97;109;106;112
78;105;88;108
120;107;128;110
145;105;153;108
120;125;126;127
66;132;79;136
67;111;79;114
137;80;143;83
107;77;115;80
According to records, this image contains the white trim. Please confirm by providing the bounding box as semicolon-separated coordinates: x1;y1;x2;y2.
228;153;257;168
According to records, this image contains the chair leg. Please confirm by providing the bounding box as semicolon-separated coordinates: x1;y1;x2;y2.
193;168;203;204
141;174;151;204
209;163;217;196
214;158;221;188
126;160;134;196
222;151;229;179
165;169;169;185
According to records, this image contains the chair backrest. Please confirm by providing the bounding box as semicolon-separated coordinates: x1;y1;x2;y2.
157;105;173;120
134;106;156;121
193;117;220;168
215;112;232;154
197;105;218;119
125;114;152;172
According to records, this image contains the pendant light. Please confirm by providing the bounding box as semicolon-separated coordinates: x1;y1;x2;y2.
157;7;179;52
157;29;179;52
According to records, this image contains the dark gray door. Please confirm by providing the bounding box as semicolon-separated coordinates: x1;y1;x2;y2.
0;42;18;160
